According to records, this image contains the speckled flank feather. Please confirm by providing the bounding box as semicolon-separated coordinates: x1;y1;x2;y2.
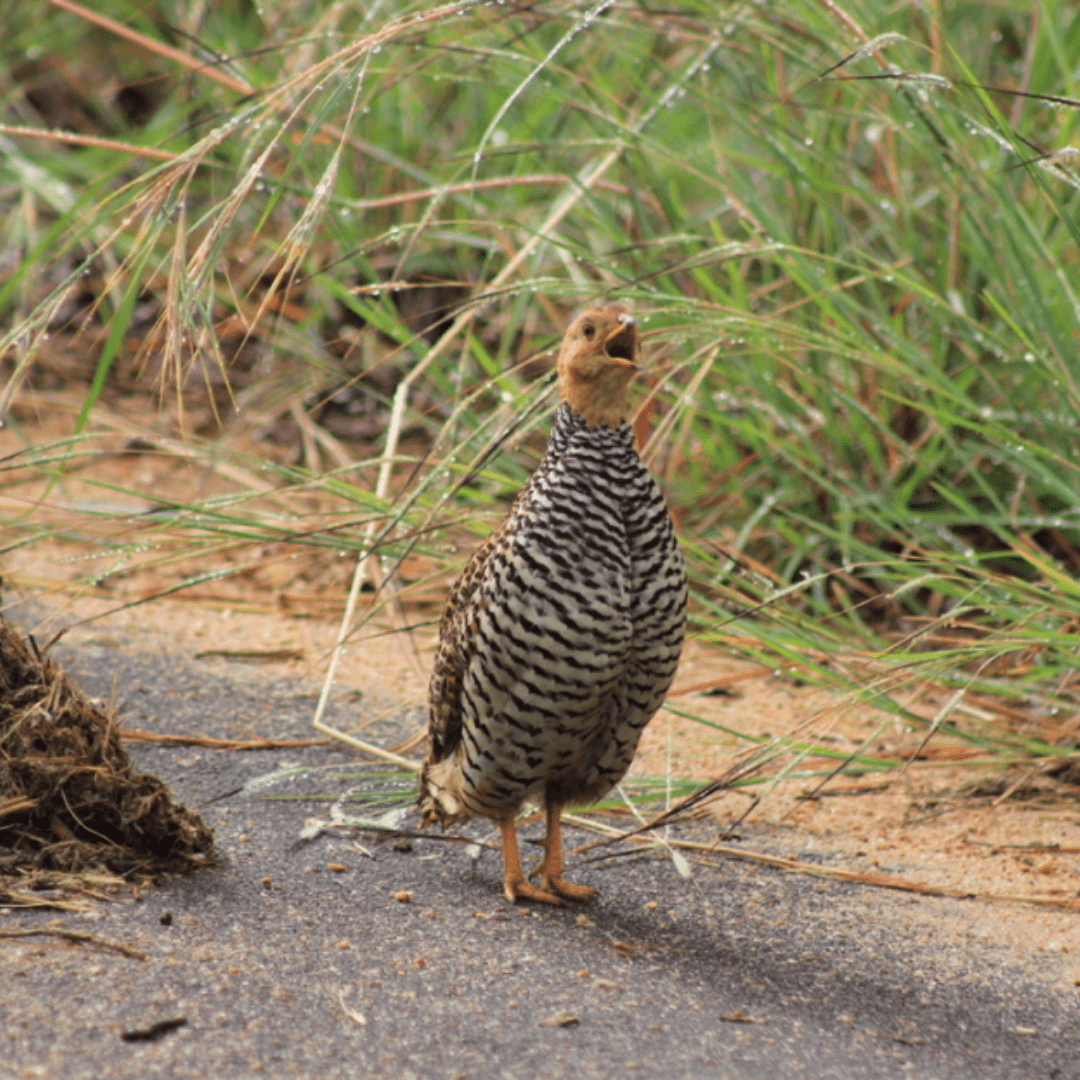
419;402;687;828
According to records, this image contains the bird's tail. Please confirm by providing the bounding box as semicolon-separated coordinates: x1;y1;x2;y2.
417;758;472;827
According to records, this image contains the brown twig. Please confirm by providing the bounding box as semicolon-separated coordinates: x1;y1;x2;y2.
193;649;304;662
119;729;331;751
0;920;148;959
567;824;1080;913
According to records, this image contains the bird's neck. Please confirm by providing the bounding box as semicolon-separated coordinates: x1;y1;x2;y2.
557;396;630;432
558;374;633;429
553;402;632;447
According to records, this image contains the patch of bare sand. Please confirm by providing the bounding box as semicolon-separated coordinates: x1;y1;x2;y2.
635;640;1080;992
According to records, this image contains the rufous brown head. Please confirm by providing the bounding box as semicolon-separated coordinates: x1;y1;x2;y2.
555;304;641;428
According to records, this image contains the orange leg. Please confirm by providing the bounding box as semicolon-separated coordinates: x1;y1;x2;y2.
533;802;599;903
498;817;562;905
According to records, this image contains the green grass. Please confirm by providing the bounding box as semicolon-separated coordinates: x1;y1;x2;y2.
2;0;1080;802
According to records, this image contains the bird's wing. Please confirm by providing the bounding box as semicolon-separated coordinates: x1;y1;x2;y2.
425;519;511;765
426;440;559;765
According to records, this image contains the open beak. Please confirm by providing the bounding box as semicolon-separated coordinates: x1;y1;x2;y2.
604;316;640;370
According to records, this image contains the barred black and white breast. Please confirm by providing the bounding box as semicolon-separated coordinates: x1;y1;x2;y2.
419;304;687;905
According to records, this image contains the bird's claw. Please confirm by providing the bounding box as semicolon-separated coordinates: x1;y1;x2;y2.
504;878;564;906
545;875;599;902
523;863;598;903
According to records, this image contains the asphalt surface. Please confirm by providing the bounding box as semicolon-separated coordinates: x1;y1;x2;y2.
2;639;1078;1080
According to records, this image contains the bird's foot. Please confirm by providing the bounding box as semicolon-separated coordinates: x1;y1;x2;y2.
503;877;564;906
543;875;599;903
527;860;599;902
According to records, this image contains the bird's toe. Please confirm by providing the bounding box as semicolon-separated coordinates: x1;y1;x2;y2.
544;875;599;902
504;878;564;906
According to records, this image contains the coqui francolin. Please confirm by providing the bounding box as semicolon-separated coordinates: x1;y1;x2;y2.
419;303;687;904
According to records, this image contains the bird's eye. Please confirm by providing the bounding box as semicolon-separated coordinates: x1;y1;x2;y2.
582;324;595;339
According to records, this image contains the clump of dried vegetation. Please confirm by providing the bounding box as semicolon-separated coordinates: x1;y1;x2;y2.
0;619;214;900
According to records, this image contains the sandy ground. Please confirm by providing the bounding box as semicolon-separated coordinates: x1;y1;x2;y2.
3;404;1080;997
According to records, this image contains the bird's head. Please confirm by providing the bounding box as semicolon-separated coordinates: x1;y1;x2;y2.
555;304;641;428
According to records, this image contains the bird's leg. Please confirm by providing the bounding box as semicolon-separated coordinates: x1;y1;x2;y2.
497;816;563;905
534;801;599;902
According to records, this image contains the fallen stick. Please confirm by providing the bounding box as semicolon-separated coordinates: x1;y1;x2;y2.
562;815;1080;914
120;729;331;751
0;921;148;959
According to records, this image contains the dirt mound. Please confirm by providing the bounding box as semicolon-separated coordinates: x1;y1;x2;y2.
0;619;214;877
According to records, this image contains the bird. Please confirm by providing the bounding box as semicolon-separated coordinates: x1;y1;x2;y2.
418;303;687;904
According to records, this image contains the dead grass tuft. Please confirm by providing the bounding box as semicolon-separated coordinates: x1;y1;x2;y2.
0;618;214;879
